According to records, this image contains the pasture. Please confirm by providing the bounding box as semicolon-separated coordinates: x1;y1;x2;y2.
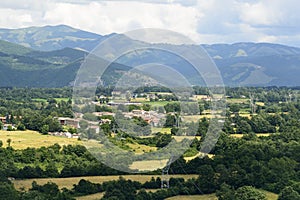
0;130;80;149
166;190;278;200
230;133;271;138
75;192;104;200
32;98;70;102
129;159;168;171
12;174;198;191
151;127;171;134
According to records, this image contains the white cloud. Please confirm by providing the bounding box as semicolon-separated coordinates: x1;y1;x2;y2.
0;0;298;47
239;2;281;26
43;1;200;40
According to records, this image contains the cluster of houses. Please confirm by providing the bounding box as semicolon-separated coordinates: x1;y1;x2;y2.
48;131;80;139
57;117;80;129
0;116;16;131
123;110;165;127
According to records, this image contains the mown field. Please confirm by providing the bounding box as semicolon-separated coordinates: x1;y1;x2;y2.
151;127;171;134
75;189;159;200
32;98;70;102
230;133;271;138
0;130;80;149
75;192;104;200
166;190;278;200
12;174;198;191
129;159;168;171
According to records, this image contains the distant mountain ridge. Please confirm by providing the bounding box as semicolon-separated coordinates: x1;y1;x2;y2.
0;25;106;51
0;25;299;87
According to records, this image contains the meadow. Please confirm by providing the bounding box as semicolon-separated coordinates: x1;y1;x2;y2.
0;130;80;149
12;174;198;191
166;190;278;200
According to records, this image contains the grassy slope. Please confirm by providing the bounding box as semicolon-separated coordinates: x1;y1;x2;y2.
0;40;33;55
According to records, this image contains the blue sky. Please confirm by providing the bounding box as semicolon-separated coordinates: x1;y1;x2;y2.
0;0;299;46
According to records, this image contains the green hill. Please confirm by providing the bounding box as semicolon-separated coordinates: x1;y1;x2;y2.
0;39;129;87
0;40;33;55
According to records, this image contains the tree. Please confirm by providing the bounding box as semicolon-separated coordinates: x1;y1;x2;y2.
125;91;131;102
142;104;151;111
235;186;267;200
164;114;176;127
0;182;19;200
236;120;252;134
45;162;59;178
229;104;240;114
41;125;49;134
216;183;235;200
278;186;300;200
199;104;204;115
7;138;12;147
73;179;102;195
196;165;217;194
17;123;26;131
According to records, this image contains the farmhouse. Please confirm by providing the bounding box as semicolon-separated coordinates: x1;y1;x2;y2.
57;117;80;128
107;102;142;106
2;124;16;131
93;112;115;117
99;118;112;125
0;116;6;124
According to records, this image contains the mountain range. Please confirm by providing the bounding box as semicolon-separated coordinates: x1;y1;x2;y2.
0;25;299;87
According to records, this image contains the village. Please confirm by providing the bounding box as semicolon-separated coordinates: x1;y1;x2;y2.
0;90;215;142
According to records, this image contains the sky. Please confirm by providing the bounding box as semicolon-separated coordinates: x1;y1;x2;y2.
0;0;299;46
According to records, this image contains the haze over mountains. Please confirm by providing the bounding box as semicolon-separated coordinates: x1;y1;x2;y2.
0;25;299;87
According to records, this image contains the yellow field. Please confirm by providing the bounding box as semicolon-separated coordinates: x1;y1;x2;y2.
256;102;265;106
182;115;212;122
0;130;81;149
262;190;279;200
226;98;249;104
184;152;214;162
231;133;271;138
75;192;104;200
129;159;168;171
190;95;209;101
173;136;200;142
166;190;278;200
130;97;148;102
166;194;217;200
151;127;171;134
127;143;157;154
76;189;279;200
76;189;278;200
12;174;198;191
235;113;252;118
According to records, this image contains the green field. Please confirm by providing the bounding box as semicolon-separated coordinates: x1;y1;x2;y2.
127;142;157;153
0;130;80;149
146;101;173;106
151;127;171;134
32;98;70;102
